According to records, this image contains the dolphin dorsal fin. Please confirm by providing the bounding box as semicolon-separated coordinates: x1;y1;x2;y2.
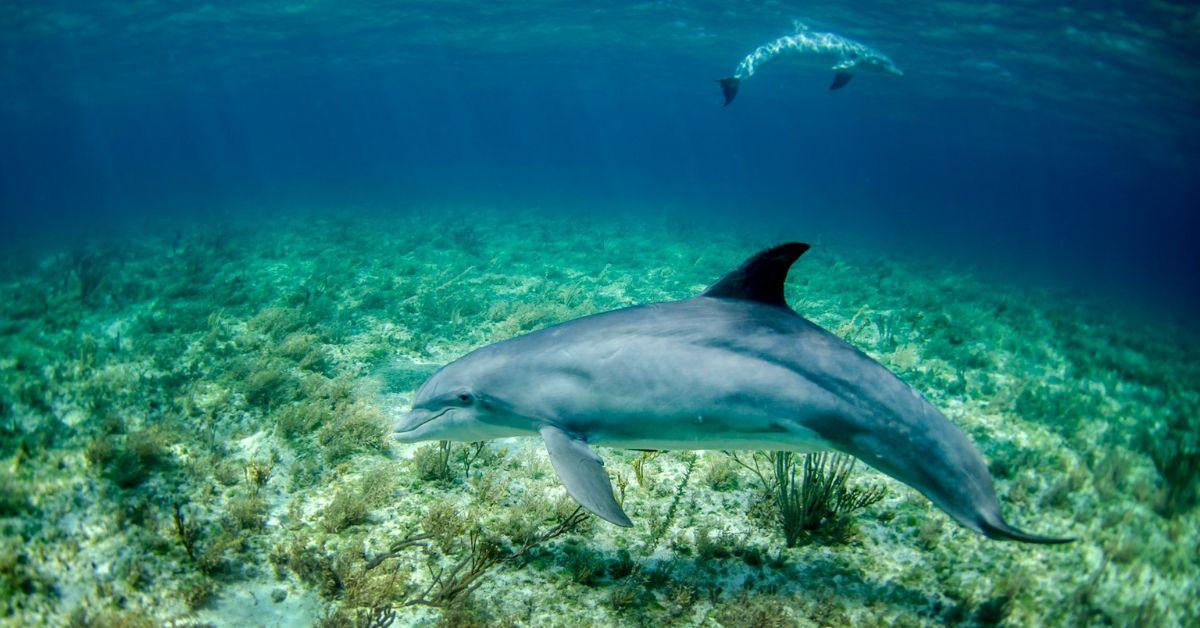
701;242;810;307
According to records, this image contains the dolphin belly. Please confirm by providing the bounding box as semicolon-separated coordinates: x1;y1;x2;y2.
593;432;828;453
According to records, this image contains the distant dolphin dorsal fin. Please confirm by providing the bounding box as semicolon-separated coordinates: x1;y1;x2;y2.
701;242;810;307
540;425;632;527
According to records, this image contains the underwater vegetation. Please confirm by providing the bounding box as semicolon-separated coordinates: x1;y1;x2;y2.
0;209;1196;625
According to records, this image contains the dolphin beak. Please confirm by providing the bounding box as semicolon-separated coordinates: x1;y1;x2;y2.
392;408;445;442
891;67;904;77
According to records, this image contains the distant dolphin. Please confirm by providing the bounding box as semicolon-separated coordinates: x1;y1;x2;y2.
393;243;1071;544
718;22;903;105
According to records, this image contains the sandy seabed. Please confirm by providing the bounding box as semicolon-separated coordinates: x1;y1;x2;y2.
0;208;1196;626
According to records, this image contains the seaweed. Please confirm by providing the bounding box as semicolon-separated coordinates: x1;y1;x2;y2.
244;360;296;408
422;502;465;553
69;247;109;303
227;493;268;531
646;453;696;551
178;574;217;610
172;502;198;562
560;541;607;585
85;428;172;489
322;487;373;533
0;540;56;616
701;455;739;491
408;507;589;609
64;607;155;628
460;442;487;479
316;404;388;464
774;452;886;547
714;594;794;627
245;458;273;492
0;472;32;517
412;441;454;483
1143;407;1199;516
330;505;590;622
631;450;658;488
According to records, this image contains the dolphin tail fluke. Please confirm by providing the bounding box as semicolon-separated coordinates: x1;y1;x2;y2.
830;72;853;90
979;517;1074;545
718;77;740;106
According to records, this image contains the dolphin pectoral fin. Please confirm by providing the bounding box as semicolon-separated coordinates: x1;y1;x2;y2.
540;426;633;527
830;72;853;90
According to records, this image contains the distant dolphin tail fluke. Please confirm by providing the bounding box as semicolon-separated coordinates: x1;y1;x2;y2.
717;77;740;105
979;515;1075;545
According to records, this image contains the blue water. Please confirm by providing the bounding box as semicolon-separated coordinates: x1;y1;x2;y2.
2;1;1198;311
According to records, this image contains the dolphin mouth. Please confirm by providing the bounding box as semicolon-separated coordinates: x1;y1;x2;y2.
392;408;449;439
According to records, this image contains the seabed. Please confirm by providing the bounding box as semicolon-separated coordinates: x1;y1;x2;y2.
0;208;1196;626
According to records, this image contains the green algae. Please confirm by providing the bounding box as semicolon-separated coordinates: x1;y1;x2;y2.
0;209;1196;625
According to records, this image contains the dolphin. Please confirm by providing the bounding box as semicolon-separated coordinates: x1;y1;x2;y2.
718;22;903;105
393;243;1072;544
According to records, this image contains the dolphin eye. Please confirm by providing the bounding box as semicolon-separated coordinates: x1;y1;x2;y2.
457;392;473;404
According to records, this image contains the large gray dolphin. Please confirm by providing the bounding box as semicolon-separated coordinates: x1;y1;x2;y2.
393;243;1071;544
718;22;903;104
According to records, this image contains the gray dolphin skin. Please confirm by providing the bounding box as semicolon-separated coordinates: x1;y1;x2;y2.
718;22;903;105
393;243;1072;544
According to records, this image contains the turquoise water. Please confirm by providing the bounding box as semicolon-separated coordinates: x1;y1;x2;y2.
1;2;1198;626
